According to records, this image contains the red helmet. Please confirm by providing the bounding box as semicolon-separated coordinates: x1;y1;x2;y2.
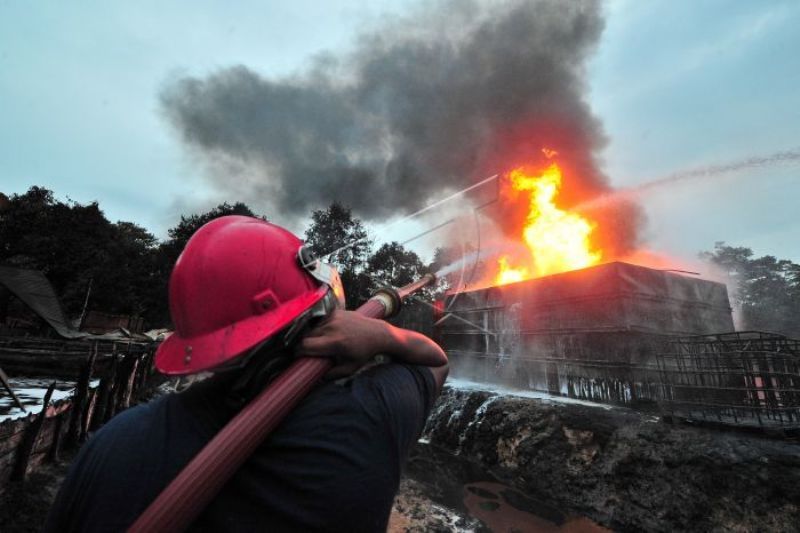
155;216;344;375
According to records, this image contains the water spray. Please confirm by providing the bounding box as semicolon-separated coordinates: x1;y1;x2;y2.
577;147;800;213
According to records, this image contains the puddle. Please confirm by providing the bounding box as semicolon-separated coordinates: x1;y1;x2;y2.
463;482;607;532
406;443;609;532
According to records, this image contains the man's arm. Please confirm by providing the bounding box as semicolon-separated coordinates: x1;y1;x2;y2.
297;309;449;391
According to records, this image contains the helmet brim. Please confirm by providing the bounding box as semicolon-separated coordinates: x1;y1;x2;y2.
155;285;328;375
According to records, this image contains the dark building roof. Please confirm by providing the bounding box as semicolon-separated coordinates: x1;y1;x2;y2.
440;261;734;335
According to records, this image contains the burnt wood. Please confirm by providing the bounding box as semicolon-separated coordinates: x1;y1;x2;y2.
66;344;97;448
11;381;55;483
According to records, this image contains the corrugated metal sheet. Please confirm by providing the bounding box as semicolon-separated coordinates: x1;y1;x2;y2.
0;267;86;339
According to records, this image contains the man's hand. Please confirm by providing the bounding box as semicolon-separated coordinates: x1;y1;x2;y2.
296;309;448;387
297;310;393;378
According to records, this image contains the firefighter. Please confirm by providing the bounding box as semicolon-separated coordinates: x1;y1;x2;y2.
45;216;448;532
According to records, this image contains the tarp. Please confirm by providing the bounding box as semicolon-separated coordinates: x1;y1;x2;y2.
0;266;87;339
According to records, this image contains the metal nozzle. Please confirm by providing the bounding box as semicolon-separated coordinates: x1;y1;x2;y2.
396;272;437;300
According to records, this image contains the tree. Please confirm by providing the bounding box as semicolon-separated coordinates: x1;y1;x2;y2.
304;202;371;273
367;242;425;288
365;241;442;304
304;203;372;308
0;190;276;330
701;242;800;338
0;187;158;320
99;221;160;320
160;202;261;263
424;246;455;299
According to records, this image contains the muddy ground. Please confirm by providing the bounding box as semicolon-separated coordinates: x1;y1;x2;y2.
394;441;609;532
0;452;73;532
3;383;799;532
0;458;586;533
425;386;800;532
0;453;481;533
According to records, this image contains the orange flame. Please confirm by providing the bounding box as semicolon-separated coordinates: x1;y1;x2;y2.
495;256;529;285
495;160;601;285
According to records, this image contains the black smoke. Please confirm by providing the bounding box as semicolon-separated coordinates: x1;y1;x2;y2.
161;0;641;255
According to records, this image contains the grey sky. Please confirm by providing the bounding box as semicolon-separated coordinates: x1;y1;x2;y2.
590;1;800;262
1;0;798;262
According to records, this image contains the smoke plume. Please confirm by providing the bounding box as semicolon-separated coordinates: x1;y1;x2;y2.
161;0;640;254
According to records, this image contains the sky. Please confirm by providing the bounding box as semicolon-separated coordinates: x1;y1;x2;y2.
1;0;798;263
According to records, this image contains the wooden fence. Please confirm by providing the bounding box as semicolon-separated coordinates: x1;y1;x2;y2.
0;339;156;489
0;337;151;379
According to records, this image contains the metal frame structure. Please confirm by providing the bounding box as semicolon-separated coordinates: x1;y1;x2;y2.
443;330;800;432
655;331;800;429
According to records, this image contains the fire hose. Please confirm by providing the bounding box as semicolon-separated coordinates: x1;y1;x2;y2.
129;273;437;532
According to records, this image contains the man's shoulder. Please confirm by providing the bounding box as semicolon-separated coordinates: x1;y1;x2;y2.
89;394;170;446
44;394;196;533
283;362;436;431
353;362;437;408
328;363;438;450
78;391;213;476
352;361;435;386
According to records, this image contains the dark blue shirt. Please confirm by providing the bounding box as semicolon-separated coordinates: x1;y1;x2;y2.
45;363;437;532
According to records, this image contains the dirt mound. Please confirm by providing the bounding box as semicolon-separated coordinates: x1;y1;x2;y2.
425;386;800;532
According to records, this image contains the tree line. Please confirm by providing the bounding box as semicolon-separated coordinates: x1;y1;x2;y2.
701;242;800;338
1;187;798;338
0;187;433;330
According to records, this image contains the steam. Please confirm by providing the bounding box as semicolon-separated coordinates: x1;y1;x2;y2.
161;0;639;254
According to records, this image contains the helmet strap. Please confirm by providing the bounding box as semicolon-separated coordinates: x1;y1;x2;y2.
223;289;340;409
224;343;292;410
281;289;340;348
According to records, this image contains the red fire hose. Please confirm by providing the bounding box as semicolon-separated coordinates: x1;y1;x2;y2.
129;274;436;532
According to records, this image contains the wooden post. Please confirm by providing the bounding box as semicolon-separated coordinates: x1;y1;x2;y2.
136;346;151;395
48;414;64;462
66;343;97;448
81;388;97;443
112;354;128;415
112;354;125;413
91;350;117;431
132;351;145;397
0;365;25;411
122;358;139;410
103;352;120;423
116;343;134;411
12;381;56;483
140;348;154;393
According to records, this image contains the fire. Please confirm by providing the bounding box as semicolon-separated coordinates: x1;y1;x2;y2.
495;256;528;285
495;160;601;285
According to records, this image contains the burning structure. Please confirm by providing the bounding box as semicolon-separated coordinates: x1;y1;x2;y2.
432;153;800;432
438;261;734;398
435;258;800;432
